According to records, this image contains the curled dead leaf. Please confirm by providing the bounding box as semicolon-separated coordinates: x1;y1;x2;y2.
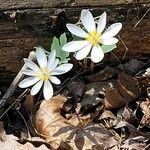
104;87;126;109
34;95;118;150
34;95;68;148
104;73;141;109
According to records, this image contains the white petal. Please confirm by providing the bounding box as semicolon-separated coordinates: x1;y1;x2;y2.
34;46;46;52
50;76;61;85
19;77;39;88
49;58;59;71
51;64;73;75
91;46;104;63
62;41;89;52
101;37;118;45
24;58;39;71
97;12;107;33
47;49;56;70
35;47;47;68
75;44;92;60
102;23;122;38
22;69;36;76
81;9;96;32
67;24;87;38
30;80;43;95
43;80;53;100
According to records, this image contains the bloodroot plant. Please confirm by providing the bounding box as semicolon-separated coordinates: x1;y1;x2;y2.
62;9;122;63
19;47;73;100
19;9;122;100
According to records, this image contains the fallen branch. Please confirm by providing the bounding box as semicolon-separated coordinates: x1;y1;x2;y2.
0;51;35;115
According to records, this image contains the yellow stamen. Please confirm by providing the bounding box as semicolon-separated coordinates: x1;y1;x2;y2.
86;31;101;46
36;68;50;81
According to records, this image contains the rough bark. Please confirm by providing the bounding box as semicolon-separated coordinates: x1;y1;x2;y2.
0;0;149;10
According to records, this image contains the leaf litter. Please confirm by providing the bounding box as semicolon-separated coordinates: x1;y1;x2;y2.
0;57;150;150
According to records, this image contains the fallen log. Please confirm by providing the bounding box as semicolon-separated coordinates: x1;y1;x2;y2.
0;0;149;83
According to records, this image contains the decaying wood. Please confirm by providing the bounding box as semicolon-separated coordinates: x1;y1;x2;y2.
0;0;149;83
0;0;149;10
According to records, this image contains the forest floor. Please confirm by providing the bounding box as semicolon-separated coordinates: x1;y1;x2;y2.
0;55;150;150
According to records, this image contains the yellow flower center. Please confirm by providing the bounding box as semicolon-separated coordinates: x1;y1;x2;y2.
36;68;50;81
86;31;101;46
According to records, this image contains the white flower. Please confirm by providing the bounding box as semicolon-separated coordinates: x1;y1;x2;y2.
19;47;73;100
62;9;122;63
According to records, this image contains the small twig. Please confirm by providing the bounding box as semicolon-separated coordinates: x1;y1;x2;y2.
118;35;128;61
16;109;31;139
0;51;35;114
0;102;16;118
0;89;30;119
75;111;83;128
111;51;125;72
54;67;84;95
134;8;150;28
18;89;30;99
142;143;150;150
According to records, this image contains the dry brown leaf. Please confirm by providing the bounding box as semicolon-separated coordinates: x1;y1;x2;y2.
0;122;6;141
99;111;117;129
143;67;150;77
35;95;118;150
140;99;150;125
147;87;150;98
67;79;85;102
85;66;117;82
104;73;141;109
115;120;150;140
0;122;50;150
0;135;50;150
24;94;34;113
104;87;127;109
119;59;146;75
117;105;135;123
100;110;116;120
82;80;115;108
115;120;136;130
121;136;147;150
